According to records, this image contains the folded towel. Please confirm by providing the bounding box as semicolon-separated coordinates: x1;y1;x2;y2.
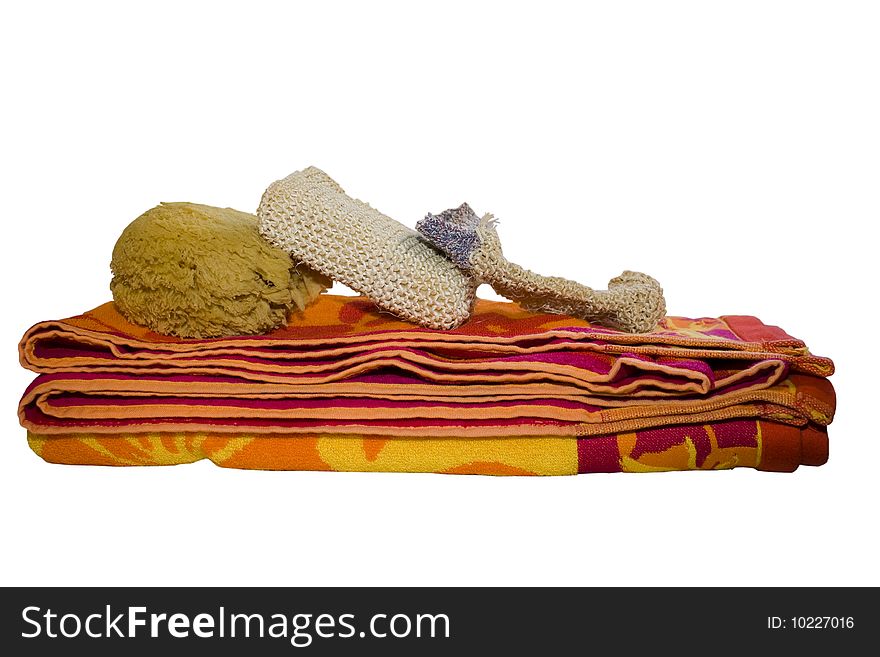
26;418;827;474
19;296;835;439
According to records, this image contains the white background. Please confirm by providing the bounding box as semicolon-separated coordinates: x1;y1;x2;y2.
1;1;877;586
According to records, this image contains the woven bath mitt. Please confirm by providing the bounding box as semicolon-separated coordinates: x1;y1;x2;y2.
417;204;666;333
257;167;478;329
111;202;330;338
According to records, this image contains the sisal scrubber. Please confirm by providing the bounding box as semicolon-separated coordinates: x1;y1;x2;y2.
257;167;478;329
258;167;665;333
417;204;666;333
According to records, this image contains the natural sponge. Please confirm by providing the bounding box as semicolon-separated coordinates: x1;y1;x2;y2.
110;202;330;338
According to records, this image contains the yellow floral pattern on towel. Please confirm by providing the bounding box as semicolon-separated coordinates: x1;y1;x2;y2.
26;418;827;475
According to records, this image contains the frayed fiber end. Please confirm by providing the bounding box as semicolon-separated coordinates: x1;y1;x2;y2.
417;203;487;269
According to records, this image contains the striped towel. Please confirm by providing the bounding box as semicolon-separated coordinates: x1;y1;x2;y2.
19;295;834;473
